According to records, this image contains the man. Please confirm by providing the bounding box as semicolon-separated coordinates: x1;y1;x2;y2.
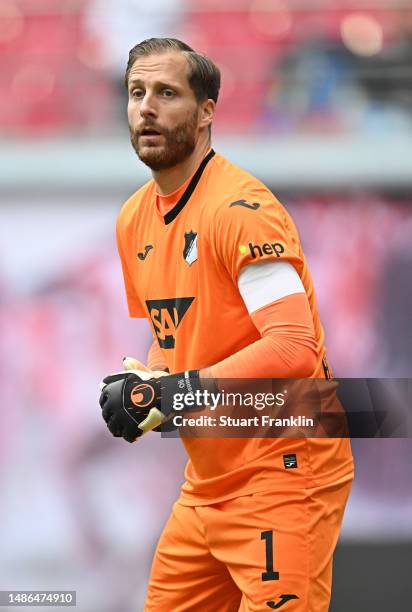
99;38;354;611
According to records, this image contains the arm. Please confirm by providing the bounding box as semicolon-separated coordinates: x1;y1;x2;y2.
200;259;318;381
204;292;318;381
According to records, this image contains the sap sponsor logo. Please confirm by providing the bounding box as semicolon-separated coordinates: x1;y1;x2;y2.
239;241;285;259
146;297;195;349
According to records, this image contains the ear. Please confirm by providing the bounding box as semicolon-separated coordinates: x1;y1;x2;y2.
198;99;215;130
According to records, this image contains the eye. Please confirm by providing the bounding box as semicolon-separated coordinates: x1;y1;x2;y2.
131;88;144;99
161;89;175;98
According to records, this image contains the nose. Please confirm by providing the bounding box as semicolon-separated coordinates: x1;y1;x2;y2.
139;92;157;119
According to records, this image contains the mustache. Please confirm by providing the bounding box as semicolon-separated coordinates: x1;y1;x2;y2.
135;124;165;136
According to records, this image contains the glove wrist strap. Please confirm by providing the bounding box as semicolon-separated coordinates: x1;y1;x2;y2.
160;370;202;416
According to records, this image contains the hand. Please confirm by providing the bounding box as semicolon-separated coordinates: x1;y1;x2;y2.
99;364;202;443
98;357;167;392
99;370;164;443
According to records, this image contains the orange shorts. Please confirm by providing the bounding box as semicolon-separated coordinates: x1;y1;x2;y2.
145;478;352;612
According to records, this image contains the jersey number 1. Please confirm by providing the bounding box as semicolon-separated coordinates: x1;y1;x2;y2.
261;530;280;581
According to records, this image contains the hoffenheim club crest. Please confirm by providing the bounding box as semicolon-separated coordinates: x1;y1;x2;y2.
183;230;198;266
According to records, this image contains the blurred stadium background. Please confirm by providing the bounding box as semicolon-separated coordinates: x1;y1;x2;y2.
1;0;411;610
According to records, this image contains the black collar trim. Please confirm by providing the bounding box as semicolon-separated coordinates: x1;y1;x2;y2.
163;149;215;225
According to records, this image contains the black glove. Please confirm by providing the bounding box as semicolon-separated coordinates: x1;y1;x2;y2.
99;370;202;443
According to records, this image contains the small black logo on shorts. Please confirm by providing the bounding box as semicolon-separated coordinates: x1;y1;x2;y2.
283;454;298;469
137;245;153;261
266;594;299;609
229;199;260;211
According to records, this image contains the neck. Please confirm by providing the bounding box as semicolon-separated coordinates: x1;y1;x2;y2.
153;136;211;195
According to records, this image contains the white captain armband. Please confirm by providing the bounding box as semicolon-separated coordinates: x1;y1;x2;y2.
237;261;305;314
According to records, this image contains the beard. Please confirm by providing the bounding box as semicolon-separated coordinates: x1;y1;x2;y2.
129;110;198;171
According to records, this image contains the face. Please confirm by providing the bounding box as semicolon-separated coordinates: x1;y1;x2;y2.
127;52;209;171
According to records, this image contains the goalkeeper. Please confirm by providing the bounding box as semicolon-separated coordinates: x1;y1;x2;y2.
99;37;354;612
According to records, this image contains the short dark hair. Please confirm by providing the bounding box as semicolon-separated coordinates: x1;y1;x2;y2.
125;37;221;104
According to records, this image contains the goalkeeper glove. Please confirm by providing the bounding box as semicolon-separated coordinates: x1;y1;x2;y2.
99;367;202;443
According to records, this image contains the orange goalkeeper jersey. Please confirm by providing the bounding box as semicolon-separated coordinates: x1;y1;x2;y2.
116;150;354;504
